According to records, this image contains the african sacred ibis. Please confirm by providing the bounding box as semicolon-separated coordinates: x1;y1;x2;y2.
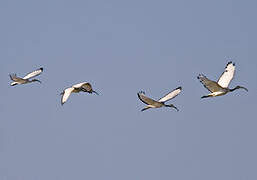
137;87;182;111
197;62;248;98
9;67;43;86
60;82;99;105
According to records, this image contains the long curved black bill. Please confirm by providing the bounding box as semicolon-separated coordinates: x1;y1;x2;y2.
173;105;179;112
241;86;248;92
34;79;41;83
92;90;99;95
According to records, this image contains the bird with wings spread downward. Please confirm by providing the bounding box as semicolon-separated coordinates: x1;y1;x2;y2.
60;82;99;105
197;62;248;98
137;87;182;111
9;67;43;86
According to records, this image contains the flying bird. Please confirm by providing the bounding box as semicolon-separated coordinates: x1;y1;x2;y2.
9;67;43;86
60;82;99;105
197;62;248;98
137;87;182;111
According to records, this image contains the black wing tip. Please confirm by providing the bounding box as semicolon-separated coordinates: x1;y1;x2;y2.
197;74;203;79
137;91;143;98
137;91;145;102
40;67;43;71
227;61;235;66
138;91;145;95
9;73;16;80
176;86;182;90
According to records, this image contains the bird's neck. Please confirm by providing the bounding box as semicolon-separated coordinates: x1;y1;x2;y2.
229;86;239;92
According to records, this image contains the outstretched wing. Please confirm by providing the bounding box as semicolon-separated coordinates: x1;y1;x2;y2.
217;62;235;88
73;82;94;92
72;82;86;88
137;91;157;105
197;74;221;93
61;87;74;105
9;74;23;81
158;87;182;102
23;67;43;80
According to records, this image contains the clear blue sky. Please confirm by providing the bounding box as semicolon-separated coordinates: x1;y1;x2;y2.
1;0;257;179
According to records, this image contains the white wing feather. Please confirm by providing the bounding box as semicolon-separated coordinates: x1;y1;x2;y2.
72;82;88;88
217;62;235;88
23;68;43;80
158;87;182;102
61;87;74;105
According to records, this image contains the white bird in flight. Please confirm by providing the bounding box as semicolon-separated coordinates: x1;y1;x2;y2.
60;82;99;105
9;67;43;86
137;87;182;111
197;61;248;98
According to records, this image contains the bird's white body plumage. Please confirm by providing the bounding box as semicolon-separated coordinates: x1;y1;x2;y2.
11;82;19;86
206;91;226;97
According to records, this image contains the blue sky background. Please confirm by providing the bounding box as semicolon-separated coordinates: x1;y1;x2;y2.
1;0;257;179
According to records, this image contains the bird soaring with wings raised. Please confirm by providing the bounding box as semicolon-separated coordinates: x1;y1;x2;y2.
60;82;99;105
197;62;248;98
9;67;43;86
137;87;182;111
